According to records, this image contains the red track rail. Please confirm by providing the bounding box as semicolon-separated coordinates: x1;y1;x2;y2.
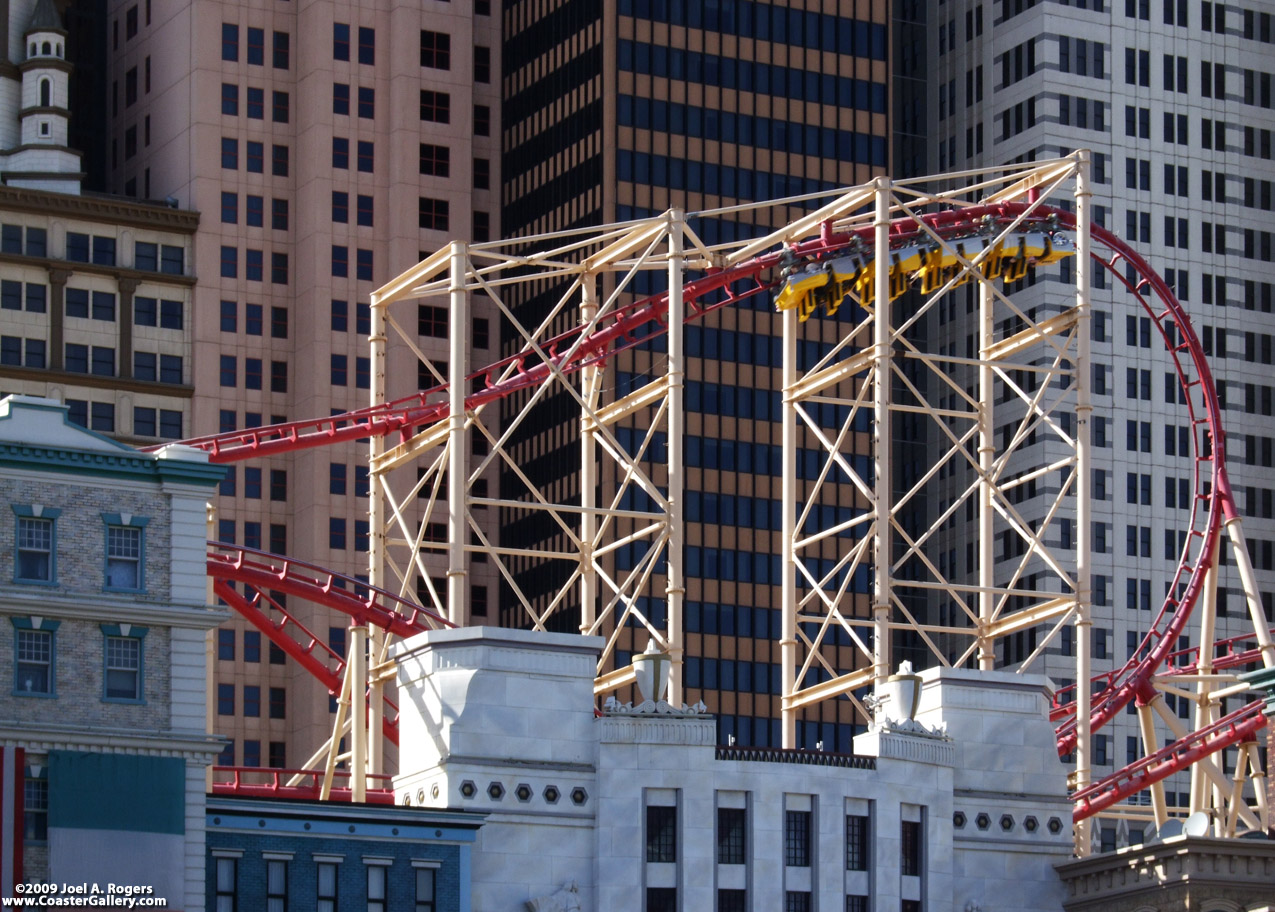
210;766;396;804
186;202;1262;817
209;544;453;745
1071;701;1267;821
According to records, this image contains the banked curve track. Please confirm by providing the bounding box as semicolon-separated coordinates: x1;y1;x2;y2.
172;202;1266;824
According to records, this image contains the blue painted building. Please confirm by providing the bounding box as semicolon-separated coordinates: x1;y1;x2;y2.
205;798;484;912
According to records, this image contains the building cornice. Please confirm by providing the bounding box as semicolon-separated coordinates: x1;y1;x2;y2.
0;588;229;629
17;58;72;76
0;184;199;232
0;364;196;399
0;250;199;286
0;723;223;760
0;441;224;486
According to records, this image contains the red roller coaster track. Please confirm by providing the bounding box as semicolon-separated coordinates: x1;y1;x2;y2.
181;202;1266;820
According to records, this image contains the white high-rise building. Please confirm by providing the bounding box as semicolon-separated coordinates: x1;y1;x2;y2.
926;0;1275;850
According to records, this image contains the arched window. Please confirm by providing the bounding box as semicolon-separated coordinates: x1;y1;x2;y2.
55;43;62;57
41;41;50;56
39;78;50;108
28;43;35;56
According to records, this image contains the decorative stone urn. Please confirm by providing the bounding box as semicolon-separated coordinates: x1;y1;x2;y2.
631;639;672;704
881;660;923;722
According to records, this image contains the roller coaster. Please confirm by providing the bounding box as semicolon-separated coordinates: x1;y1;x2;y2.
168;155;1272;853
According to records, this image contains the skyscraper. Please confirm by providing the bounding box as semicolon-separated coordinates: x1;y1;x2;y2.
929;0;1275;848
101;0;503;770
500;0;893;750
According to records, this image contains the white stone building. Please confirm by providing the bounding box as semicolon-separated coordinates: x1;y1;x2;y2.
393;626;1074;912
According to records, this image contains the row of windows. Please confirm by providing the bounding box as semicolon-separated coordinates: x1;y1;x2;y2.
56;233;185;274
221;24;290;68
617;40;887;113
217;410;286;434
13;620;146;703
618;97;887;167
331;246;374;281
13;511;147;590
215;738;286;770
0;223;46;256
331;137;373;172
218;355;288;392
219;300;288;338
418;90;492;136
617;151;870;200
220;84;289;122
220;246;288;284
215;520;288;556
65;402;181;439
215;682;286;719
220;138;289;176
332;22;376;65
217;628;286;664
218;466;288;501
214;855;436;912
220;193;288;230
615;0;887;60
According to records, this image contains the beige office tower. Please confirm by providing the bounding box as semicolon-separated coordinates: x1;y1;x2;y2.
102;0;501;772
927;0;1275;849
499;1;893;750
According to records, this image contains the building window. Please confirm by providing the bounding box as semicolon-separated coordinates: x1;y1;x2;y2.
217;682;234;715
420;143;449;176
266;859;288;912
221;247;237;279
647;889;677;912
317;862;339;912
246;141;263;172
333;137;349;168
218;629;234;660
273;31;289;69
272;252;288;285
474;157;490;189
414;867;435;912
646;804;677;862
246;86;264;119
221;137;237;169
269;686;286;718
719;890;746;912
272;199;288;231
24;775;48;843
718;807;745;864
272;144;289;176
332;246;349;278
420;90;450;123
846;897;869;912
420;30;451;69
358;26;375;64
15;511;56;583
333;82;349;115
221;23;238;61
244;685;261;717
214;857;237;912
356;140;373;172
785;810;811;867
419;197;449;231
13;620;56;695
105;520;144;590
358;86;374;118
785;893;811;912
333;22;349;60
247;26;264;64
474;104;490;135
221;82;238;116
243;739;260;767
901;819;922;876
357;195;373;227
356;249;373;281
474;45;490;82
846;814;870;870
367;864;387;912
273;91;289;123
102;628;145;702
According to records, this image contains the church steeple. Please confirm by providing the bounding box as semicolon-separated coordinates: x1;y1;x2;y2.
0;0;82;193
